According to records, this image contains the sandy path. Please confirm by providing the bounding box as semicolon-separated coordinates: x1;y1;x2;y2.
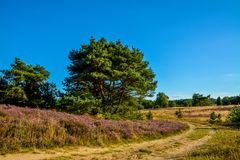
0;123;215;160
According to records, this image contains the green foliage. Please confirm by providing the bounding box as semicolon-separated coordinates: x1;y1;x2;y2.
104;110;144;120
5;86;28;104
0;58;58;108
64;37;157;111
155;92;169;108
146;111;153;120
174;99;192;107
168;101;177;107
39;82;59;108
175;109;183;118
228;105;240;126
222;96;231;105
192;93;212;106
186;129;240;160
209;112;221;124
141;99;155;109
0;76;8;103
222;96;240;105
209;112;217;124
216;96;222;106
59;96;101;115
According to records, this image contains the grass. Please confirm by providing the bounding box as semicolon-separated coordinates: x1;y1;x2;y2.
187;128;210;140
142;105;234;124
43;156;74;160
184;128;240;160
138;148;152;154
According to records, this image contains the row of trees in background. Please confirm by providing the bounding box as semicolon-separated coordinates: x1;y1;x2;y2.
142;92;240;109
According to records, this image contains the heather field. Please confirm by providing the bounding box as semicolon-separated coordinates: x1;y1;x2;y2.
0;105;189;154
0;105;240;160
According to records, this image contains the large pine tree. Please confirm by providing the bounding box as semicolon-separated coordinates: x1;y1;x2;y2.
64;37;157;108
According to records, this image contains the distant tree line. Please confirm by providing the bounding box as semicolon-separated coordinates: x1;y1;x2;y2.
142;92;240;109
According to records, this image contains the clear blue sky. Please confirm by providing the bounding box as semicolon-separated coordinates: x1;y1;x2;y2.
0;0;239;99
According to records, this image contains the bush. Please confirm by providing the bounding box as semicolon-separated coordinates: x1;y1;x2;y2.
146;111;153;120
175;109;183;118
209;112;221;124
228;105;240;126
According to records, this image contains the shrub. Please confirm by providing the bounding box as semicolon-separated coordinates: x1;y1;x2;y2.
228;105;240;126
175;109;183;118
209;112;221;124
146;111;153;120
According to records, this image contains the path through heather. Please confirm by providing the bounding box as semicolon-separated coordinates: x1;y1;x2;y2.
0;123;215;160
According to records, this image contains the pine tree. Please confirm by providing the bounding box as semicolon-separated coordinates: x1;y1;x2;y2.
64;37;157;110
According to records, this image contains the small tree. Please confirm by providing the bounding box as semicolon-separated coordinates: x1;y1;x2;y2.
155;92;169;108
209;112;221;124
228;105;240;126
1;58;58;107
175;109;183;118
192;93;212;106
146;111;153;120
210;112;217;124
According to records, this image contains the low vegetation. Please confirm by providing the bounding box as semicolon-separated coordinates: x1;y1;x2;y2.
228;105;240;126
185;129;240;160
209;111;222;124
0;105;189;154
187;129;210;141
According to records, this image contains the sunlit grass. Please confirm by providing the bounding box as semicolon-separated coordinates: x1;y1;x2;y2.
187;129;210;140
185;128;240;160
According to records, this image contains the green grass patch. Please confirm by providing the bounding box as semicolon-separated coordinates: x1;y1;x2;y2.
187;128;210;140
185;128;240;160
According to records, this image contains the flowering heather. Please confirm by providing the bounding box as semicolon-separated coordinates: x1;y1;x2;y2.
0;105;188;153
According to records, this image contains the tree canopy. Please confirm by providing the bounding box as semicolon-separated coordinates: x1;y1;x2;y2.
0;58;58;107
192;93;212;106
155;92;169;108
64;38;157;110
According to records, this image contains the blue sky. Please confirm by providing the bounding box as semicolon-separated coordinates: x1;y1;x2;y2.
0;0;239;99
